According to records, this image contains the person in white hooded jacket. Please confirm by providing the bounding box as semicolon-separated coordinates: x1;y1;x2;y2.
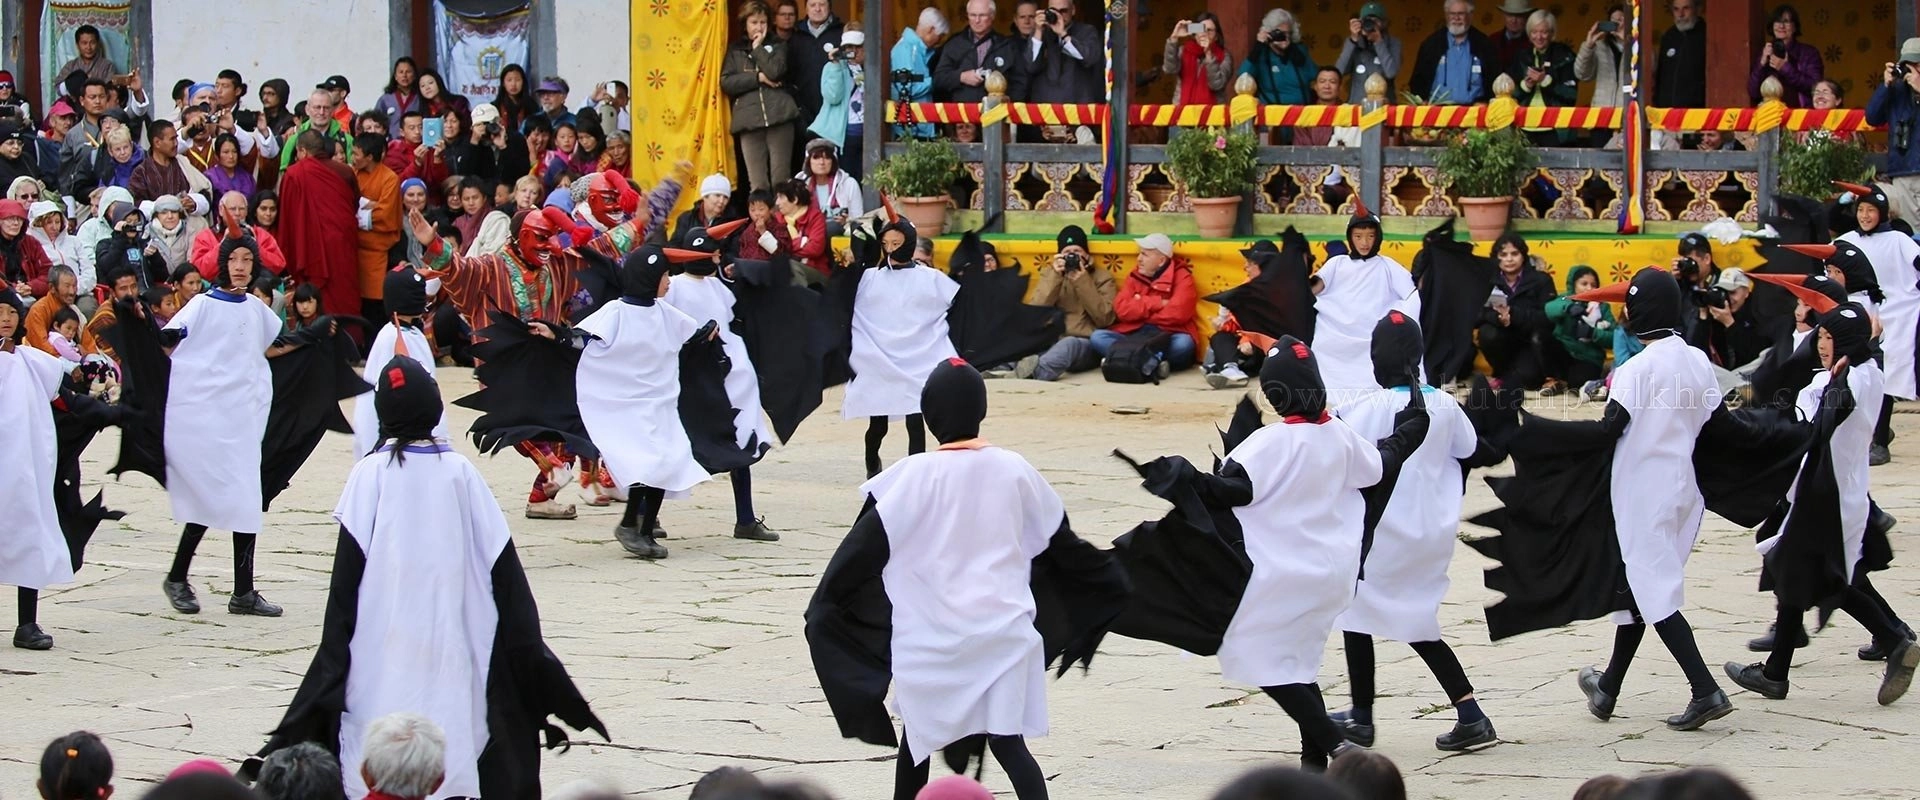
27;201;89;313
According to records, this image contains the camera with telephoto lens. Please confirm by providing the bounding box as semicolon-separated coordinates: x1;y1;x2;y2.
1675;256;1700;278
1692;286;1729;309
1361;16;1379;34
484;120;502;138
832;43;858;61
1042;8;1059;25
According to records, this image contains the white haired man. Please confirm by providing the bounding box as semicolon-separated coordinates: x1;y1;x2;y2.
892;8;948;139
359;713;445;800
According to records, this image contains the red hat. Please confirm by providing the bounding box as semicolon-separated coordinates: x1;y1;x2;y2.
0;71;15;88
0;199;28;222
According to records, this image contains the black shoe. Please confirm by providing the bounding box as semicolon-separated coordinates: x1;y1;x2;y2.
163;580;200;614
1723;662;1788;700
733;519;780;542
12;623;51;650
1435;718;1498;751
1880;638;1920;705
228;591;283;617
1664;690;1734;730
1577;665;1617;721
615;525;668;560
653;523;669;540
1870;506;1899;538
1862;625;1916;661
1871;444;1892;466
1326;709;1376;747
1747;623;1808;652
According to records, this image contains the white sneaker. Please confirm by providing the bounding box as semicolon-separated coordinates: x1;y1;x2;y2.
1016;354;1041;379
1220;364;1249;382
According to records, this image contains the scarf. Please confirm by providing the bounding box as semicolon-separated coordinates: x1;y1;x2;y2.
454;206;490;246
1178;39;1225;105
0;230;22;283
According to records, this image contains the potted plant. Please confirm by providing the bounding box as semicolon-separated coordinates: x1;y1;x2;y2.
1778;132;1873;200
1164;126;1258;238
1433;127;1538;241
870;138;963;235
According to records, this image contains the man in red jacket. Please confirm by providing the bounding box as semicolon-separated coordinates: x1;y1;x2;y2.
1091;232;1200;374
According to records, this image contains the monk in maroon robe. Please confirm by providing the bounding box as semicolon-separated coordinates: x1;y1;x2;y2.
277;129;361;317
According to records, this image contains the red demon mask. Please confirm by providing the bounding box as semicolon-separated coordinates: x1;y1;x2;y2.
584;169;638;232
515;207;573;268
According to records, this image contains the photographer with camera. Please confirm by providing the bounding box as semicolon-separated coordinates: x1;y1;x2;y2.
1334;1;1403;104
1240;9;1318;113
1867;40;1920;225
1668;231;1717;342
1684;268;1785;396
1411;0;1495;105
1747;5;1822;107
934;0;1026;105
1163;12;1232;109
1015;224;1116;381
1027;0;1103;105
1575;5;1631;147
805;29;865;180
1544;265;1615;398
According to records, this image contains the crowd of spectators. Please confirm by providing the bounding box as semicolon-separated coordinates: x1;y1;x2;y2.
30;720;1764;800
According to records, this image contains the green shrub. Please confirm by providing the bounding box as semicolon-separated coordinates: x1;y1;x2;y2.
1165;127;1259;198
1433;128;1538;198
870;138;962;198
1778;133;1873;200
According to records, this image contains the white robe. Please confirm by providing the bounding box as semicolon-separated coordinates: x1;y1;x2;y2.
843;265;959;419
1219;419;1382;687
1759;363;1882;580
665;273;773;449
163;291;279;532
1333;387;1479;643
1607;335;1719;626
1840;229;1920;398
0;346;74;590
865;446;1059;763
351;324;448;457
334;442;510;800
1311;254;1422;404
574;299;711;493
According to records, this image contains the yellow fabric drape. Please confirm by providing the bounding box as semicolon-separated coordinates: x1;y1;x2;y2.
630;0;735;220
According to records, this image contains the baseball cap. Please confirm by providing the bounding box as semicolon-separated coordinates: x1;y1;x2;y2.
318;75;350;92
1713;268;1752;292
1134;232;1174;257
48;99;76;118
1358;1;1387;19
1902;38;1920;65
536;78;569;94
841;30;866;47
470;103;500;125
1678;232;1712;255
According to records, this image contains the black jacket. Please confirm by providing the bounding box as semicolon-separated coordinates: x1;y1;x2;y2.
933;29;1028;103
1689;301;1783;369
1652;21;1708;108
94;233;168;290
0;151;38;191
1482;267;1557;335
1028;21;1104;103
1410;27;1499;103
790;16;847;117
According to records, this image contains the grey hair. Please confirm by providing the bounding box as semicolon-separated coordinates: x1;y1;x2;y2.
1527;9;1556;34
49;264;75;287
360;713;446;799
1444;0;1475;12
1260;8;1300;37
256;743;348;800
918;6;950;35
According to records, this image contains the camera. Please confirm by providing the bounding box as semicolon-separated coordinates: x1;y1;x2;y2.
1271;29;1289;43
0;105;21;121
890;68;918;84
1360;16;1379;34
831;44;858;61
1692;286;1729;309
483;120;502;138
1041;8;1058;25
1675;256;1700;277
1772;38;1789;55
1060;252;1083;273
232;109;258;130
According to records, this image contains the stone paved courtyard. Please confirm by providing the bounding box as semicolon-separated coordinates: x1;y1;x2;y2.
4;368;1917;799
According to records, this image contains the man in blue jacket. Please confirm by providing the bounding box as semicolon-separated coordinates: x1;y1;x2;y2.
1868;38;1920;226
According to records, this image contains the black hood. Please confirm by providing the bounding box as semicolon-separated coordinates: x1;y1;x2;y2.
214;234;261;290
1625;267;1684;339
1258;335;1327;420
374;355;442;445
1820;302;1875;364
1371;310;1424;389
1829;241;1882;303
383;266;428;317
922;357;987;443
1205;228;1316;341
621;244;670;303
881;217;918;267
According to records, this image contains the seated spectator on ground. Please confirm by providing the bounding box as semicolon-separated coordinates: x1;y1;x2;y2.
1669;231;1718;339
24;264;89;355
692;765;762;798
598;130;631;173
569;118;604;175
1572;774;1632;800
1021;225;1116;381
80;268;131;359
0;124;39;190
1093;232;1200;375
916;775;993;799
1626;768;1757;800
1211;765;1354;800
1324;748;1405;800
141;771;259;800
250;188;280;238
1748;4;1822;107
795;138;862;235
1686;267;1784;395
37;730;114;800
92;197;164;289
357;713;447;800
1202;237;1316;389
1475;232;1557;390
143;195;203;272
774;178;829;283
192;190;285;279
675;173;734;246
128;120;211;212
0;198;52;296
29;201;88;307
94;124;141;190
1543;264;1615;398
252;742;346;800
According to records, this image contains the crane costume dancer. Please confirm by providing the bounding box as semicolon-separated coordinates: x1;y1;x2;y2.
350;266;448;456
837;215;959;478
243;357;607;800
1833;181;1920;463
1307;199;1420;403
806;360;1130;799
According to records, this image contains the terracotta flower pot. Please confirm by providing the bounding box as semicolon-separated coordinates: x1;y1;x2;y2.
895;195;950;236
1457;196;1513;242
1189;195;1240;239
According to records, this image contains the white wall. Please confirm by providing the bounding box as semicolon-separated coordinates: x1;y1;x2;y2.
552;0;629;110
150;0;391;112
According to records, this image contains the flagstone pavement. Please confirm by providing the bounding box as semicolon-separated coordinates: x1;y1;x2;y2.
4;368;1917;800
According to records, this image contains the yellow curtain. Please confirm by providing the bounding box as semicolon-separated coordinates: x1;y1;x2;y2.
629;0;735;219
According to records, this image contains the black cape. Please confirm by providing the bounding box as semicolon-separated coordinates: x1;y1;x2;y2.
52;386;125;571
1203;227;1317;343
454;311;600;460
1465;403;1814;640
261;318;373;507
804;500;1130;770
1757;374;1855;611
240;528;606;799
946;228;1065;368
1412;218;1495;384
102;298;169;486
731;256;832;443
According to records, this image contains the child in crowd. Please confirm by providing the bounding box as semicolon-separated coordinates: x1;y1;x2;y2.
37;731;114;800
1544;265;1617;401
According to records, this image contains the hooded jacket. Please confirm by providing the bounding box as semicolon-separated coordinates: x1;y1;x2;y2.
1543;265;1617;367
1110;257;1200;343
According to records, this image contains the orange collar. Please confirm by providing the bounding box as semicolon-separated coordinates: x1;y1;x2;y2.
935;438;992;451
